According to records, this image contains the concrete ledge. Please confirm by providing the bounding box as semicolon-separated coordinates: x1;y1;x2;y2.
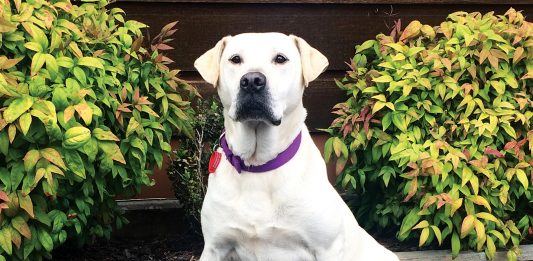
116;198;182;211
396;244;533;261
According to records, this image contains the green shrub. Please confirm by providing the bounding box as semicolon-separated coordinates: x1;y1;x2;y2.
0;0;196;259
168;97;224;234
325;8;532;260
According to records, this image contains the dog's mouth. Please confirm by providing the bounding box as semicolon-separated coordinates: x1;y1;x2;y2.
235;94;281;126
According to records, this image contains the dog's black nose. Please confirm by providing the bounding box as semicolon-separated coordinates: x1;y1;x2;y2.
240;72;266;93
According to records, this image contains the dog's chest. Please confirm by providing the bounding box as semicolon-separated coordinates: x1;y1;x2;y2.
202;155;342;259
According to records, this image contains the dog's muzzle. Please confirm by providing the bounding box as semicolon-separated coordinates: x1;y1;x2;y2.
235;72;281;126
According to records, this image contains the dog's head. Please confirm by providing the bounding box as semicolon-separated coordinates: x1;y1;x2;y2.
194;33;328;126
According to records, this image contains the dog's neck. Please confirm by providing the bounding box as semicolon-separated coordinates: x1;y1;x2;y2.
223;104;307;166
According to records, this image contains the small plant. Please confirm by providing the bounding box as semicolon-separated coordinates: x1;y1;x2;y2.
325;8;532;260
0;0;196;259
168;97;224;233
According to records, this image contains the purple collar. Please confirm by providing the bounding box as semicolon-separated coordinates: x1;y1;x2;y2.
220;131;302;173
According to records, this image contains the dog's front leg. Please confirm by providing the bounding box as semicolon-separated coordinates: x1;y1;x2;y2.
200;245;242;261
199;245;219;261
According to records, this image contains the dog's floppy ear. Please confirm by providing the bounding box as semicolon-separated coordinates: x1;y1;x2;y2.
290;35;329;87
194;36;231;87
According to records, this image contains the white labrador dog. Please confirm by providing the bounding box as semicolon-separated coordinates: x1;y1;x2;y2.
194;32;398;261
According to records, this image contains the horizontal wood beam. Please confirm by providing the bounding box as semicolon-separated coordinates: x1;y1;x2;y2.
118;0;532;4
116;2;532;72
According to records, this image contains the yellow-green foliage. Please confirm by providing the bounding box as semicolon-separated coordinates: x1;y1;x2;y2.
0;0;196;259
325;9;532;260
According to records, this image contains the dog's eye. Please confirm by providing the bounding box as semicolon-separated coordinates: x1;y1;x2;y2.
274;54;288;64
229;55;242;64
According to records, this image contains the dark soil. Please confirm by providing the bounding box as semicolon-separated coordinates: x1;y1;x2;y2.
53;233;203;261
52;224;532;261
51;230;423;261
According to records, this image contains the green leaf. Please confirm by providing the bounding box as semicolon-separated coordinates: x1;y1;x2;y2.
356;40;376;53
500;122;517;139
10;163;24;191
74;103;93;125
476;212;499;224
37;228;53;252
11;216;31;239
515;169;528;189
333;137;343;157
18;113;32;136
3;96;34;123
24;42;43;53
56;56;74;68
469;195;492;212
392;113;407;132
372;101;386;115
64;150;86;179
92;128;120;141
431;226;442;245
324;137;333;162
99;142;126;164
461;215;475;238
490;80;505;94
45;54;59;79
451;232;460;259
461;167;473;187
419;227;430;247
77;57;104;69
30;53;46;76
40;148;67;170
126;117;140;138
0;227;12;255
18;192;34;218
485;236;496;260
0;131;8;156
382;113;392;131
23;149;41;172
372;75;393;83
412;220;429;230
399;209;421;237
82;138;98;163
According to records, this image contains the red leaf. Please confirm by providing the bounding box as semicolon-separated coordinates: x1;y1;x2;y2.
165;29;178;37
160;56;174;64
403;178;418;202
469;156;488;168
156;43;174;50
463;148;471;160
504;141;517;150
360;106;370;118
484;147;504;158
161;21;178;34
0;191;9;202
517;138;527;147
363;118;370;133
437;198;446;209
407;162;418;169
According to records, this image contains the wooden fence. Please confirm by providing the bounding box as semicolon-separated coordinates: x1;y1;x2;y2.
114;0;533;198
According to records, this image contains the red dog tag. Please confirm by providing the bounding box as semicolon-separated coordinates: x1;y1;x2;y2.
208;151;222;174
